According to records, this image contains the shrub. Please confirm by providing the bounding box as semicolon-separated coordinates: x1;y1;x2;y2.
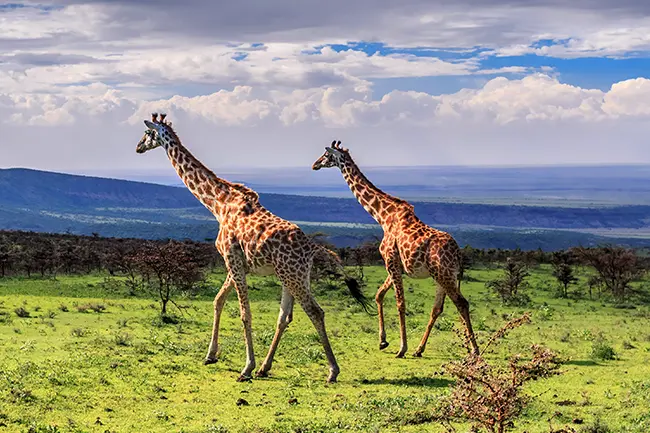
14;307;30;318
485;258;532;306
76;303;106;313
433;313;563;433
434;317;454;331
591;341;616;361
578;418;611;433
0;310;11;324
70;328;87;338
113;332;132;347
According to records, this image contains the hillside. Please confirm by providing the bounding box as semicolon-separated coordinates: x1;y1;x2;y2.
1;168;650;250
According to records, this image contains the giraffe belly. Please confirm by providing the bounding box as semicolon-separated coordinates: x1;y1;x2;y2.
405;265;430;279
248;264;275;277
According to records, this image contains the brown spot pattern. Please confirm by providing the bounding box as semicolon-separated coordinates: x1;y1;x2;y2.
140;118;346;383
312;143;479;358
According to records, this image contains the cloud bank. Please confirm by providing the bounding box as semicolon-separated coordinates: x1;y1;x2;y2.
2;1;650;172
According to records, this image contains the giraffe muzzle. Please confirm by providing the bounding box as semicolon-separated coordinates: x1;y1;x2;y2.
312;159;324;170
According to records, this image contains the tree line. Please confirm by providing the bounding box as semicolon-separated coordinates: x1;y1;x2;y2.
1;230;648;309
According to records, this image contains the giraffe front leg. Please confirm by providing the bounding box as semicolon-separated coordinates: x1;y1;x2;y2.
205;274;234;365
235;286;256;381
256;286;294;378
375;275;392;350
226;253;256;382
390;269;408;358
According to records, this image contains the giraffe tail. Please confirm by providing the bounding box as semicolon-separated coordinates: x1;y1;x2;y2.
313;244;374;314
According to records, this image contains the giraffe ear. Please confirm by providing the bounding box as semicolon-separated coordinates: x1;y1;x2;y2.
144;120;156;129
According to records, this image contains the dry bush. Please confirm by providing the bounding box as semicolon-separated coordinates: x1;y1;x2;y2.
434;313;564;433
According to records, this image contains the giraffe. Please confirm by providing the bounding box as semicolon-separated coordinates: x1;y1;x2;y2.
312;140;479;358
135;115;369;382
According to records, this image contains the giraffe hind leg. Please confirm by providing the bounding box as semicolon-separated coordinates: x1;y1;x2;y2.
256;287;294;377
302;293;340;382
447;284;480;356
413;285;445;357
293;284;340;382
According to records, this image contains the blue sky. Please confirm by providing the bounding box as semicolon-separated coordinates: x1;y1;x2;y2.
316;41;650;95
2;0;650;172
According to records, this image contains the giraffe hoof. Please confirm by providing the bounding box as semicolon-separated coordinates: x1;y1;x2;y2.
413;351;423;358
379;341;389;350
236;374;252;382
203;358;218;365
255;370;269;378
326;377;338;384
395;352;406;359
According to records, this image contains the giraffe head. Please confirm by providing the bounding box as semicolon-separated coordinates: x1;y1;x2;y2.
136;113;176;154
312;140;350;171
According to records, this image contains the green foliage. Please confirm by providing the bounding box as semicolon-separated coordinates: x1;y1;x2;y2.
591;340;617;361
0;267;649;433
578;418;611;433
486;257;532;306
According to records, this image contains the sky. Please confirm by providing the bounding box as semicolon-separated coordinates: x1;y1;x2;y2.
1;0;650;176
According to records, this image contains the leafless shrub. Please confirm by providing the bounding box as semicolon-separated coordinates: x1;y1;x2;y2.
433;313;564;433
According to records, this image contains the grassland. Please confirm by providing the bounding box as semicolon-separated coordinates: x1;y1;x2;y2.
1;267;649;433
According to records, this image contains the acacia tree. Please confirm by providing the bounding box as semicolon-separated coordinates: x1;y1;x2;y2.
134;240;206;315
551;251;579;298
308;232;337;283
574;246;644;302
486;257;531;305
0;236;18;277
103;240;144;295
434;314;563;433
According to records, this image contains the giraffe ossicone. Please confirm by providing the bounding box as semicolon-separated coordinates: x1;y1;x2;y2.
312;140;480;358
135;115;370;383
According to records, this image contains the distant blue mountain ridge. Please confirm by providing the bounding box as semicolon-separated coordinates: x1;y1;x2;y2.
2;167;650;250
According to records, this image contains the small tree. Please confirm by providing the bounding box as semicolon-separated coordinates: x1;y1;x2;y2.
551;251;579;298
0;236;18;277
134;240;206;315
309;232;337;284
574;246;644;302
485;257;531;305
103;241;144;295
434;314;563;433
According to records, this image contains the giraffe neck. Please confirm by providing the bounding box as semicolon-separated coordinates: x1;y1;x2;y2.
339;157;403;227
165;139;241;223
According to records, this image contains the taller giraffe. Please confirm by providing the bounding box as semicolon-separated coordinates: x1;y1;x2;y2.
135;115;368;382
312;140;479;357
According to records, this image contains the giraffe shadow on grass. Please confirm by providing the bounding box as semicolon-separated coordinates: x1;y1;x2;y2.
357;375;453;388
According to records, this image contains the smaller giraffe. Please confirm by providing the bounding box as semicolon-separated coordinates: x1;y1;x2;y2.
312;140;479;358
136;115;369;382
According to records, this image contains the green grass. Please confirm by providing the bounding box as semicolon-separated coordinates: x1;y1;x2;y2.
1;267;650;433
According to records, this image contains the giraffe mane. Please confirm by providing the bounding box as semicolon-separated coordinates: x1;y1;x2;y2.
149;113;260;203
339;141;414;209
230;182;260;201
